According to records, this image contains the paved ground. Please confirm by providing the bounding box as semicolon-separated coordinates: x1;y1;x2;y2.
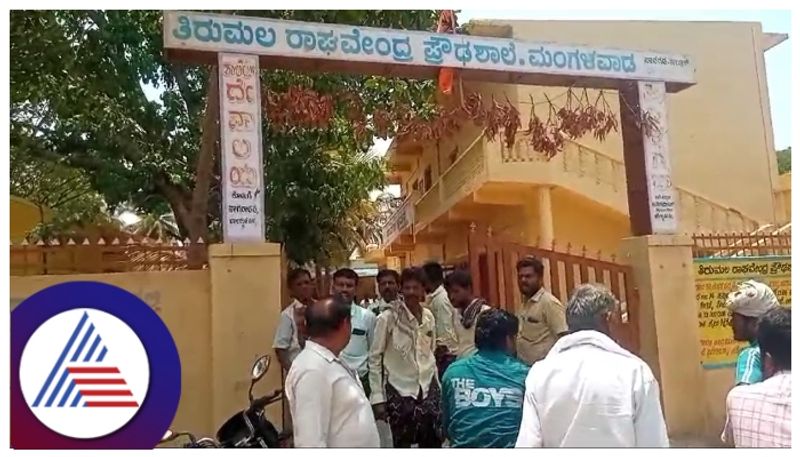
670;436;725;448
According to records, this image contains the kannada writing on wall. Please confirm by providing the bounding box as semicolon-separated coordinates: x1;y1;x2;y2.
694;256;791;369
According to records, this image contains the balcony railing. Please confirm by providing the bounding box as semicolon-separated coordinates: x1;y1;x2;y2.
414;182;441;233
414;131;487;232
501;135;762;233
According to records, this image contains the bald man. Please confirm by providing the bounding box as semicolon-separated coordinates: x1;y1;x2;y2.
285;294;379;448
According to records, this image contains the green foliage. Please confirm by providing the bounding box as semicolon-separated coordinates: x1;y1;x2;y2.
10;10;440;264
10;148;112;238
776;146;791;174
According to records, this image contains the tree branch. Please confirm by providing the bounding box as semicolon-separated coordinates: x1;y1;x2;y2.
169;63;202;116
154;173;192;237
186;70;220;240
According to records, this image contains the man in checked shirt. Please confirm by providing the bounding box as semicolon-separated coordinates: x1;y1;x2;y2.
722;307;791;448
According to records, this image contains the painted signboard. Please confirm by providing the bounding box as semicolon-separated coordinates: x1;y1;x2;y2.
694;256;791;369
382;196;414;248
164;11;696;86
218;53;265;242
638;81;677;234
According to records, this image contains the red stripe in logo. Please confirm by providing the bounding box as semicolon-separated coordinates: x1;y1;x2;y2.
84;401;139;407
67;367;120;374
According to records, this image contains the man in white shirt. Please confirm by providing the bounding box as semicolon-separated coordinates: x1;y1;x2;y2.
443;269;492;359
423;261;459;378
516;283;669;448
273;268;314;371
369;269;401;316
333;268;377;396
286;293;380;448
369;267;441;448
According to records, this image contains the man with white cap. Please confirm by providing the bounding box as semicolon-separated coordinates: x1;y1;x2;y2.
726;279;780;385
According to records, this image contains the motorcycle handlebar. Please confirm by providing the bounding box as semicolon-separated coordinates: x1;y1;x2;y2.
251;389;282;410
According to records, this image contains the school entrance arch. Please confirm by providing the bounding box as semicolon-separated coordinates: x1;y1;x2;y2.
162;10;695;246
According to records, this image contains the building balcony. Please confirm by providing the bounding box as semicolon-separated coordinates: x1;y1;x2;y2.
408;130;763;241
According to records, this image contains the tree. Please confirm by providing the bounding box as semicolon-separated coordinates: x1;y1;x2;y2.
10;148;113;238
776;146;791;174
10;10;440;264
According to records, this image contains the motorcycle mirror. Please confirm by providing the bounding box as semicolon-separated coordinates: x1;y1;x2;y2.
160;429;175;443
251;355;270;382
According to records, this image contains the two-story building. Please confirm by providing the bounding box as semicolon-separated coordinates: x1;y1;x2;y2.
367;19;789;268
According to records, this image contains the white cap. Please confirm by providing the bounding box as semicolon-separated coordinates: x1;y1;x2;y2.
725;279;779;318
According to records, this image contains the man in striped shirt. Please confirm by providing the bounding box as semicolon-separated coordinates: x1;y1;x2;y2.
722;307;791;447
726;280;779;385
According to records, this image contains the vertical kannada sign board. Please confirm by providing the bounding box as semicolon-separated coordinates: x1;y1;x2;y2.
694;256;791;369
638;81;677;233
218;53;265;242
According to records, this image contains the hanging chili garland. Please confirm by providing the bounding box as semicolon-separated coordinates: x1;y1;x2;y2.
261;83;661;159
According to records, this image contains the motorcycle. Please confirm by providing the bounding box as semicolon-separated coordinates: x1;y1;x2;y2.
159;354;290;448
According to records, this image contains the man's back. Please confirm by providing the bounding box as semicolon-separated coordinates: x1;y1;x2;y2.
286;341;379;447
723;371;791;447
442;351;529;448
516;331;668;448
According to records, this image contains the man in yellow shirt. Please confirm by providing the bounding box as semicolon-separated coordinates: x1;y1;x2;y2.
515;256;568;365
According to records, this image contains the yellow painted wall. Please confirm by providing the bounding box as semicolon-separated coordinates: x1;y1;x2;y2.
412;242;443;264
500;19;779;224
10;196;50;242
439;203;533;264
11;270;215;435
703;368;735;440
620;236;707;441
388;19;783;263
206;243;284;432
550;189;631;256
10;243;285;440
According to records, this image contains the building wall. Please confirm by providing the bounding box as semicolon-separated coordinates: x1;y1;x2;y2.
501;19;780;224
550;189;631;256
703;368;735;439
390;19;783;268
10;243;285;440
11;270;216;436
10;196;50;242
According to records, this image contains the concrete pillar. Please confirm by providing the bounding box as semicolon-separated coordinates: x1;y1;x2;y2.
537;186;554;248
208;243;284;431
620;235;706;440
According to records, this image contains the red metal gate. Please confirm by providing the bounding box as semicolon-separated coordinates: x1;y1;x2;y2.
466;227;640;355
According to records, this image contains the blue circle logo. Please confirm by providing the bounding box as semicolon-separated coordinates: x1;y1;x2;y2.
11;281;181;449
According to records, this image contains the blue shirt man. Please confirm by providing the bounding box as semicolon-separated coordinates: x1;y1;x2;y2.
442;307;530;448
726;280;779;385
735;341;762;385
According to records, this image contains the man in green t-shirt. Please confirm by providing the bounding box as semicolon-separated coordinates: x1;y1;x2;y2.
726;279;780;385
441;308;530;448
